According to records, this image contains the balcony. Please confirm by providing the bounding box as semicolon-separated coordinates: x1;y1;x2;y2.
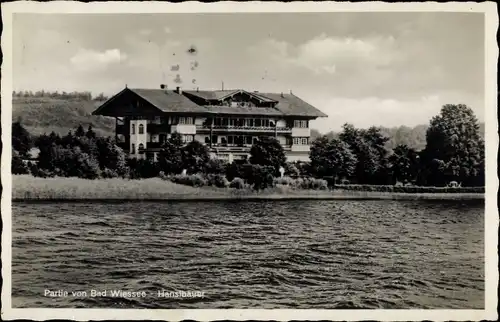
210;144;292;152
196;125;292;133
147;123;171;134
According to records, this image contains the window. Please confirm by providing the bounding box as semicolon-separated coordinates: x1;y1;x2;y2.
131;143;136;154
228;136;233;144
292;137;309;145
139;143;144;150
294;120;309;128
255;119;261;127
182;135;194;143
246;136;252;144
249;119;254;127
205;137;210;144
131;124;136;134
138;124;144;134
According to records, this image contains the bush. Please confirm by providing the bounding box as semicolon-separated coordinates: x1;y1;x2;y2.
158;171;168;180
12;155;29;174
127;158;159;179
170;173;207;187
225;162;245;181
101;168;119;178
204;158;227;174
229;177;245;189
297;177;328;190
33;168;56;178
206;174;229;188
284;162;300;177
273;176;296;186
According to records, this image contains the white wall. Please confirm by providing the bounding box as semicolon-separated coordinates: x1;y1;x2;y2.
291;127;310;137
171;124;196;134
277;135;287;145
195;117;206;125
276;119;287;127
291;145;310;152
195;134;208;143
130;120;148;158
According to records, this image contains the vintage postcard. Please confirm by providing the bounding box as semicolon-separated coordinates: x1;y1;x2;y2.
1;1;498;321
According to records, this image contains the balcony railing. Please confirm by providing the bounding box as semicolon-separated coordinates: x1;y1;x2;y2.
147;123;171;133
210;144;292;151
196;125;291;133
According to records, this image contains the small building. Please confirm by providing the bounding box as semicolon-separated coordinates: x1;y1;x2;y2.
92;85;327;162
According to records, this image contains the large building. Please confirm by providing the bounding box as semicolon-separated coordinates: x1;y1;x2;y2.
92;85;327;163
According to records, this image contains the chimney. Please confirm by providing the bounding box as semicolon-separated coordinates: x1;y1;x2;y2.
196;87;199;92
290;89;293;95
176;86;182;95
160;84;167;93
281;92;284;98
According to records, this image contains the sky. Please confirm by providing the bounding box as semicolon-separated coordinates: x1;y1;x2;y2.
12;12;485;132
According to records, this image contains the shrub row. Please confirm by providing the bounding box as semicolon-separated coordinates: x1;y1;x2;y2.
334;184;485;193
274;176;328;190
167;173;245;189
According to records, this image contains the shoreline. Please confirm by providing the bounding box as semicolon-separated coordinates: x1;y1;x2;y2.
12;193;485;202
11;175;485;202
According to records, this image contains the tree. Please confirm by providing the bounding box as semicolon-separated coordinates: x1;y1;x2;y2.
12;150;29;174
338;123;389;184
12;121;33;158
310;136;357;181
86;125;97;140
75;124;85;137
249;136;286;170
182;140;210;173
422;104;484;186
158;132;184;174
389;144;419;184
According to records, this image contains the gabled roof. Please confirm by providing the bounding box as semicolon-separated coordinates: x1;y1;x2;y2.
93;87;327;118
257;92;328;117
129;88;207;113
183;89;278;103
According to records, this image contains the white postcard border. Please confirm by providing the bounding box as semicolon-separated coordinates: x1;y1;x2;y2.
1;1;498;321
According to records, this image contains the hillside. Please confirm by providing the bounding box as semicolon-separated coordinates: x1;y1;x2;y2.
13;97;485;152
12;97;115;137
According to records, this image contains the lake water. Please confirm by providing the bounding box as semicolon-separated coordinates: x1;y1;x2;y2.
11;200;484;309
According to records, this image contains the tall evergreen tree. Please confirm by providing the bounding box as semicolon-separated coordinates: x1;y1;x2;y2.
12;121;33;158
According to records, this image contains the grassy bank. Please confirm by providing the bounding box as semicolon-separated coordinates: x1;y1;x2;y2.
10;175;484;201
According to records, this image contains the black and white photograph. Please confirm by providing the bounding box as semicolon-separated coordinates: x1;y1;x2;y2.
1;1;498;321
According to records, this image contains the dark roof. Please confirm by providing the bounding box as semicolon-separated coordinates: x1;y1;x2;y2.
183;90;238;101
94;87;327;118
130;88;207;113
256;92;328;117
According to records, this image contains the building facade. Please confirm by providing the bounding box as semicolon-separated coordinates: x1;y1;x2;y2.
92;86;327;163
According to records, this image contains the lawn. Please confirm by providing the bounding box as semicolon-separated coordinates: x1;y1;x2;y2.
10;175;484;201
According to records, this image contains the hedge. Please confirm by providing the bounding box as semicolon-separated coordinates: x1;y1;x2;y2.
333;184;484;193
